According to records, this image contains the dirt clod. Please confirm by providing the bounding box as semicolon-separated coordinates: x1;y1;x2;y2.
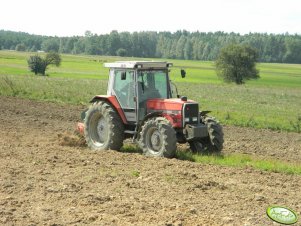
58;131;86;147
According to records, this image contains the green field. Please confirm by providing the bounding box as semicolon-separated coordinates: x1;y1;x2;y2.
1;50;300;132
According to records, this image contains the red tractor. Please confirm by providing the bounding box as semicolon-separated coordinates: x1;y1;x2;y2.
78;61;223;158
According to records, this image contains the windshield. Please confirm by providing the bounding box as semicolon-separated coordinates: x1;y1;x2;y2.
137;70;169;101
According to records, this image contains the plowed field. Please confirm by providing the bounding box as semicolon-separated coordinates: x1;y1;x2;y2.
0;96;300;226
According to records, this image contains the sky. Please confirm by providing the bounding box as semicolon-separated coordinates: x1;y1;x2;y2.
0;0;300;36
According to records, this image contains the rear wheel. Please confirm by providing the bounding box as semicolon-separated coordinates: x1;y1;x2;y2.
138;117;177;158
189;116;224;153
84;101;124;150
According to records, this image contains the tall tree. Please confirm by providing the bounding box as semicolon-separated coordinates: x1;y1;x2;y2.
175;35;186;59
41;38;60;52
108;30;121;55
184;40;192;60
283;39;301;63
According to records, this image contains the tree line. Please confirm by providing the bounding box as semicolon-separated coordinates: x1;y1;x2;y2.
1;30;301;63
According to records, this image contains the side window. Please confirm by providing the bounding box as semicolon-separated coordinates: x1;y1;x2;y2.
114;70;132;92
113;70;135;108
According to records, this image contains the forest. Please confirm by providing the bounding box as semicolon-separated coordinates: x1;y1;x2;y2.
1;30;301;63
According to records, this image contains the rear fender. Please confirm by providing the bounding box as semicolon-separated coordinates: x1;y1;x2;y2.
90;95;127;124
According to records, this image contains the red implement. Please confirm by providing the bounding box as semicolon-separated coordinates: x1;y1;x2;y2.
77;122;85;135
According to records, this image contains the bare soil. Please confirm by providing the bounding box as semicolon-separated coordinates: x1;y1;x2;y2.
0;96;300;226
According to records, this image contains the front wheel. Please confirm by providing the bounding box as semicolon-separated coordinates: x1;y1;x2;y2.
138;117;177;158
189;116;224;153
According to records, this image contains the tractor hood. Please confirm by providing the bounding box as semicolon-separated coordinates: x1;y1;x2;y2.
146;98;197;111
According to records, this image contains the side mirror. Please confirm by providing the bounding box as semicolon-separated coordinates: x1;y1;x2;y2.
180;69;186;78
121;71;126;80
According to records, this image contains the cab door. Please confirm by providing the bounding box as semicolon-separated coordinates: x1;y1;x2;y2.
112;69;136;123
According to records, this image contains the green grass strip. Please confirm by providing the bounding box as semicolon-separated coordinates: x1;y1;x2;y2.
120;144;301;175
176;151;301;175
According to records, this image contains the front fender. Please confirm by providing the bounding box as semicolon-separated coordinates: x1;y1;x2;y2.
142;111;163;124
200;110;211;117
134;111;163;140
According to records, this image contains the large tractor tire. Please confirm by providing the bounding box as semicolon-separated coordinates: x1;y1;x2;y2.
189;116;224;153
138;117;177;158
84;101;124;151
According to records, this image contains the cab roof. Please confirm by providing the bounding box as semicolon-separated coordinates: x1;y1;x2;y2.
104;61;173;69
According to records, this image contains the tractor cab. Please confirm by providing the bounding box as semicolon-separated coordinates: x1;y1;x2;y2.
104;61;173;123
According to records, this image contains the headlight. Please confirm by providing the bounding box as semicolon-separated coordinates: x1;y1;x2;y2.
185;117;190;122
192;117;198;122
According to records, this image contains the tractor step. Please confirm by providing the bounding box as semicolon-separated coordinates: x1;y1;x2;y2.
124;130;136;134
